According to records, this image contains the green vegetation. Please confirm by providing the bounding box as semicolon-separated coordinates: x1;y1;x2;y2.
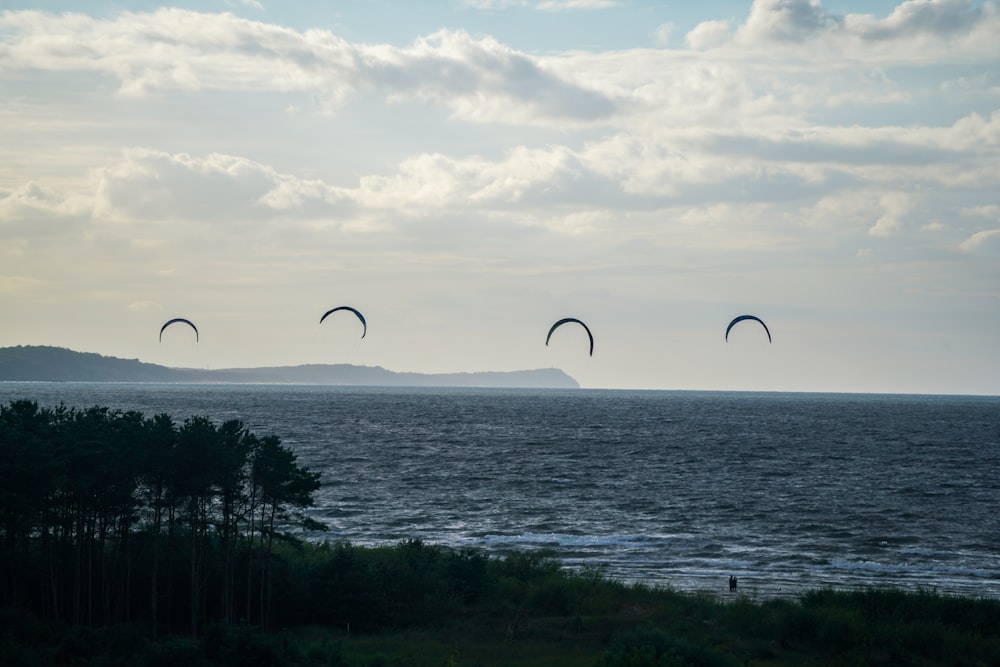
0;399;320;636
3;399;999;665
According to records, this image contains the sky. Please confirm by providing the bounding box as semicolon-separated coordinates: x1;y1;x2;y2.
1;0;998;394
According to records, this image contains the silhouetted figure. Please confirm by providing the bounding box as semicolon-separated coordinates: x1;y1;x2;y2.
728;575;738;592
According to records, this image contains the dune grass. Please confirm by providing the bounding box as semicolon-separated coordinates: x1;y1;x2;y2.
3;539;999;666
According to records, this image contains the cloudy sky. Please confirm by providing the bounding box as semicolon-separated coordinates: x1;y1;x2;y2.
2;0;998;394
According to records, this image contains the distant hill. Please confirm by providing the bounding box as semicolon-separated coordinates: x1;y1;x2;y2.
0;346;579;389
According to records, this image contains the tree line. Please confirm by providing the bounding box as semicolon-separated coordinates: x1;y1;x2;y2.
0;399;320;637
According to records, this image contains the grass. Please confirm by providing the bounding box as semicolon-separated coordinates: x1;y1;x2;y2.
3;540;999;666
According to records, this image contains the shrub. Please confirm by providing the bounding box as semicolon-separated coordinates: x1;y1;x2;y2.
144;638;211;667
304;638;349;667
202;623;302;667
598;627;737;667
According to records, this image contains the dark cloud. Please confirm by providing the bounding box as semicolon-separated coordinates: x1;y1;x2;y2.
736;0;997;45
363;30;615;122
742;0;844;42
850;0;989;41
0;10;615;125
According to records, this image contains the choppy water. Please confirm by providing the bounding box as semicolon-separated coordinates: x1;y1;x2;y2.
2;383;998;600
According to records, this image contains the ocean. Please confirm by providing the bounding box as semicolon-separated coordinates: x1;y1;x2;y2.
1;382;997;600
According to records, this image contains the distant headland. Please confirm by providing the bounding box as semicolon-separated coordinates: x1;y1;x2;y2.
0;345;579;389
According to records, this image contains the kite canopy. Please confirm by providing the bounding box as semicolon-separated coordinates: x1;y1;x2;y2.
159;318;199;342
320;306;367;339
546;317;594;356
725;315;771;343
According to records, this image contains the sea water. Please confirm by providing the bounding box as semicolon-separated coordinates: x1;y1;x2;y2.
1;383;997;600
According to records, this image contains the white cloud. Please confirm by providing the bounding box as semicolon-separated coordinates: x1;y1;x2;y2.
80;146;588;232
460;0;529;8
826;89;911;107
868;192;911;237
958;226;1000;251
940;72;1000;96
681;0;1000;60
376;30;616;123
355;145;582;210
461;0;618;9
948;109;1000;147
0;181;91;218
956;205;1000;251
93;149;278;221
47;96;997;246
0;10;614;125
800;191;887;230
685;20;732;49
0;276;46;293
739;0;843;43
844;0;991;41
90;148;358;224
961;204;1000;219
0;9;351;97
536;0;620;10
653;22;674;45
127;300;165;313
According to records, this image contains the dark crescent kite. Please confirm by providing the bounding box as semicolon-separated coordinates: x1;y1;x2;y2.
546;317;594;356
320;306;367;339
725;315;771;343
159;318;199;342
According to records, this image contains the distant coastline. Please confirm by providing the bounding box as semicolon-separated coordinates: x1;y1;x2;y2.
0;345;579;389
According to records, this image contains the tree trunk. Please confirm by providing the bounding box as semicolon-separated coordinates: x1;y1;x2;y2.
189;499;200;638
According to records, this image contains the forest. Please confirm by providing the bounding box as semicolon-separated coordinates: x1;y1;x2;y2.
0;398;321;637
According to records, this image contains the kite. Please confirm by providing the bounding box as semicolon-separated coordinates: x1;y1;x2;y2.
320;306;367;339
546;317;594;356
159;318;199;342
725;315;771;343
